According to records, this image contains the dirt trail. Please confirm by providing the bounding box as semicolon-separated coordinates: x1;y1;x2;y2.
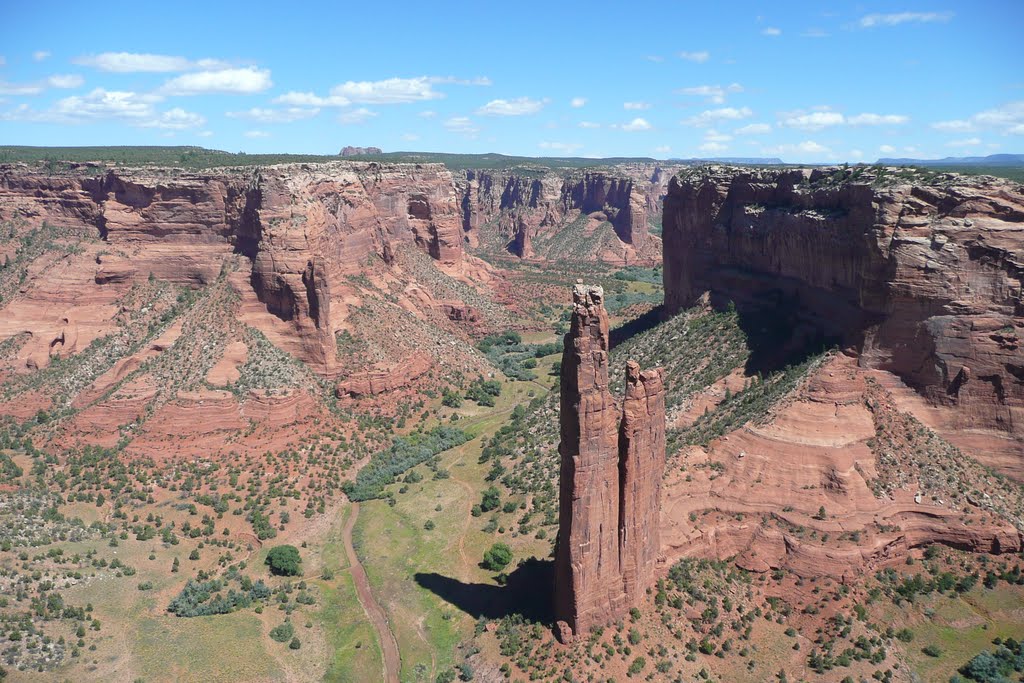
344;502;401;683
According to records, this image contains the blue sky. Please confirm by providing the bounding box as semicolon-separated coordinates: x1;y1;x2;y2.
1;0;1021;162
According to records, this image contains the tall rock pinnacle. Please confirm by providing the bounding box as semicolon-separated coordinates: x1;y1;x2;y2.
554;284;666;641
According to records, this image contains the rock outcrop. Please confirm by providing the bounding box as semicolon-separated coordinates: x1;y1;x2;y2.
555;285;665;640
0;162;469;371
458;167;670;263
662;166;1024;459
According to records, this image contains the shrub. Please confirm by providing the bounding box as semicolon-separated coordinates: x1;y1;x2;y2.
922;644;942;657
480;486;501;512
266;545;302;576
270;621;294;643
482;543;513;571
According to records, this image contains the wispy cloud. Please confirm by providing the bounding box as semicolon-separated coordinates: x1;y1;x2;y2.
243;130;270;138
857;11;953;28
620;117;652;132
623;101;650;110
160;67;272;95
681;106;753;127
0;81;45;96
570;97;587;108
539;141;583;153
273;91;350;107
735;122;772;135
73;52;230;73
801;28;830;38
578;121;601;129
138;107;206;130
32;51;51;62
226;107;320;123
946;137;981;147
761;27;782;36
476;97;545;116
678;51;710;63
46;74;84;89
932;101;1024;135
443;116;480;137
761;140;833;159
337;107;377;124
780;108;908;130
333;77;443;104
676;83;743;104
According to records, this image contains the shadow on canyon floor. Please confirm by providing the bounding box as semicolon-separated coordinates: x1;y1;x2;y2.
414;558;554;623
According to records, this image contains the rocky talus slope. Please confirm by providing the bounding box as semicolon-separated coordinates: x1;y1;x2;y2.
663;166;1024;473
0;161;499;458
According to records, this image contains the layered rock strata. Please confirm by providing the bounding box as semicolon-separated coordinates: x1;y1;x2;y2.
662;166;1024;457
0;162;469;372
458;167;671;262
555;285;665;640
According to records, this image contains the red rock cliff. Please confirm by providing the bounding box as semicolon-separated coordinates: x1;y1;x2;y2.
555;285;666;640
662;166;1024;446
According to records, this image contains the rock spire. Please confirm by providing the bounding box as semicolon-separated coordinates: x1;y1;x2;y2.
554;284;666;641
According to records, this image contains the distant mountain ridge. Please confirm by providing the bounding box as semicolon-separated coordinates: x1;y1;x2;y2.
876;153;1024;166
668;156;785;165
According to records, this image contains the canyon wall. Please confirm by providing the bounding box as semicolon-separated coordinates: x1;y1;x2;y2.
662;166;1024;444
0;162;467;371
555;285;665;641
458;166;671;262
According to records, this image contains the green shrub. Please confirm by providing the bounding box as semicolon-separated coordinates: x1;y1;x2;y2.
266;545;302;576
482;543;513;571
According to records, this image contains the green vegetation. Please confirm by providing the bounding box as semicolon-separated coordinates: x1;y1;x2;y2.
343;426;471;501
477;331;561;382
265;545;303;576
955;638;1024;682
167;576;272;617
482;543;513;571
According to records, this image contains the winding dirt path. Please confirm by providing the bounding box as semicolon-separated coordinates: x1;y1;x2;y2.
343;502;401;683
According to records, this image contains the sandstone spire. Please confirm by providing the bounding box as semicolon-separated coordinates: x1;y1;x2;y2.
554;285;666;641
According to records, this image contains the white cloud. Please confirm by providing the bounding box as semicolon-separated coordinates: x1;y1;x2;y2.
847;113;909;126
72;52;228;73
443;116;480;136
337;107;377;125
244;130;270;138
678;51;710;63
160;67;272;95
621;117;652;132
539;141;583;153
476;97;545;116
332;77;442;104
801;28;830;38
226;107;320;123
780;109;845;130
401;133;420;141
46;74;84;89
0;81;44;96
654;145;671;154
578;121;601;129
570;97;587;108
735;122;772;135
850;149;864;159
703;129;732;143
762;27;782;36
762;140;833;160
33;51;51;62
52;88;162;120
197;130;213;137
138;107;206;130
681;106;753;127
427;75;492;86
858;11;953;28
698;141;728;153
932;101;1024;135
623;101;650;110
273;91;350;107
946;137;981;147
879;144;896;153
644;55;665;63
676;83;743;104
417;110;437;118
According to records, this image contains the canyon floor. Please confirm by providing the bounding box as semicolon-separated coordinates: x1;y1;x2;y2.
0;155;1022;683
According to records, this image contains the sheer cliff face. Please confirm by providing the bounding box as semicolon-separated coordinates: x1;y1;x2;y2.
555;285;666;640
662;167;1024;439
0;162;465;370
459;168;664;262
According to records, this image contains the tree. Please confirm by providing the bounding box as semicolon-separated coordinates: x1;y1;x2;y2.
482;543;512;571
266;545;302;576
480;486;501;512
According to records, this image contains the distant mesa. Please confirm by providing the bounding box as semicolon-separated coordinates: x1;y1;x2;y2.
339;146;383;157
875;153;1024;167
